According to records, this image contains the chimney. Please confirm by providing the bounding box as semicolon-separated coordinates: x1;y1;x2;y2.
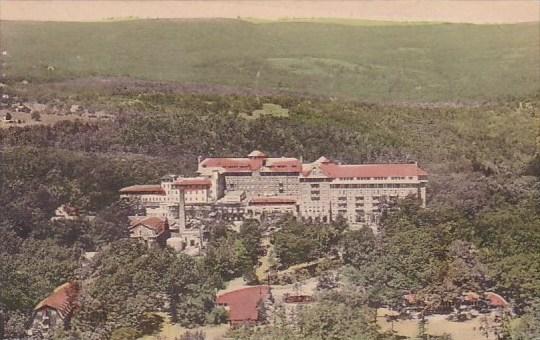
177;187;186;231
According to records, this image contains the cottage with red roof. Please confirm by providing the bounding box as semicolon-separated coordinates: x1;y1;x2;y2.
119;175;214;254
129;216;170;247
29;282;80;336
217;286;272;327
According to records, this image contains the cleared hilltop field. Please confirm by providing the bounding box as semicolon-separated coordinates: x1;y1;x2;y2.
1;19;539;102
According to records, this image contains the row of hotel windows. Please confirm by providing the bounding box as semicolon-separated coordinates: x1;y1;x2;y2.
330;183;419;189
225;172;299;176
337;176;414;181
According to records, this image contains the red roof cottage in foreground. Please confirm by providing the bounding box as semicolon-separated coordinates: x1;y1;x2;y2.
217;286;272;327
29;282;80;336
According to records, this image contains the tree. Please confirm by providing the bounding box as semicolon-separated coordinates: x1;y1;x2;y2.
341;228;377;269
272;218;342;268
238;219;262;265
31;111;41;121
73;241;214;336
416;314;428;340
179;330;206;340
506;299;540;340
296;300;379;340
441;240;488;301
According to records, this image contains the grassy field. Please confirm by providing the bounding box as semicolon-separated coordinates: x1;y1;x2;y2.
1;19;538;102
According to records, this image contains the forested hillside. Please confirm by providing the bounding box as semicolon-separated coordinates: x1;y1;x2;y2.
1;19;539;101
1;85;539;338
1;16;539;340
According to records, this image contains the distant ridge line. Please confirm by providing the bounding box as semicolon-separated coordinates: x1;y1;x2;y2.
1;0;539;24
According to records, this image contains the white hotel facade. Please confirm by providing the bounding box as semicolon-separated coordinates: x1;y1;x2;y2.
121;151;428;231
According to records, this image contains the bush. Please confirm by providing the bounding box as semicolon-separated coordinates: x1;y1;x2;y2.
179;330;206;340
111;327;140;340
206;306;229;325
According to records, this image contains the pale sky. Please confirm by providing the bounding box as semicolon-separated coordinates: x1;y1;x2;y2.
1;0;539;23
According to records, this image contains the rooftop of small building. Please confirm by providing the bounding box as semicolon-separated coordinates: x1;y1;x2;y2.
129;216;169;235
119;184;166;194
217;286;271;322
34;282;80;319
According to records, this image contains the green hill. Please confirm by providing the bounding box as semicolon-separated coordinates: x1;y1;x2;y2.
1;19;538;101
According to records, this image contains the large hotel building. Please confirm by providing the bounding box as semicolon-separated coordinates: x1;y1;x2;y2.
121;150;428;231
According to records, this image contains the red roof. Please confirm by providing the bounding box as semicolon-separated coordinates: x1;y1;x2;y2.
217;286;271;323
130;216;169;235
34;282;80;319
249;196;297;205
264;158;302;172
119;184;166;195
200;158;261;172
174;177;211;186
200;157;301;173
315;163;428;178
484;292;509;307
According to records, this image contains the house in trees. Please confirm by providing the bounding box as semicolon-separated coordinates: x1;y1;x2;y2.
29;282;80;336
50;204;80;221
120;175;210;254
129;216;170;248
217;286;272;327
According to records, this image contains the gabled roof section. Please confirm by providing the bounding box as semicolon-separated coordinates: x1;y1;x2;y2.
485;292;509;307
301;163;330;178
262;158;302;173
129;216;169;236
174;177;212;186
119;184;166;195
217;286;271;322
199;158;261;172
248;150;267;158
315;156;332;164
34;282;80;319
